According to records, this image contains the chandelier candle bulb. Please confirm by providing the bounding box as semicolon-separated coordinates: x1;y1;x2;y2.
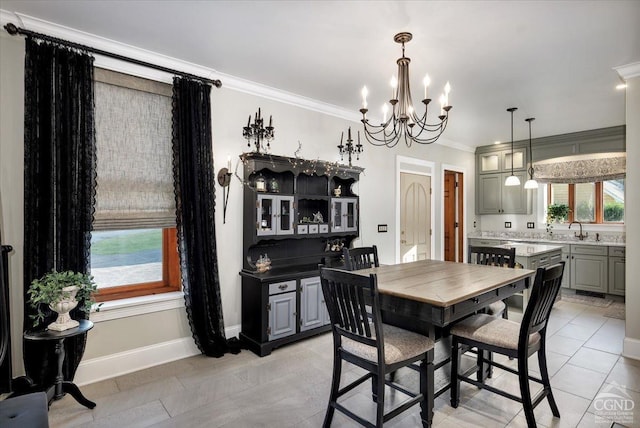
361;86;368;109
444;81;451;106
390;76;398;99
269;115;272;127
382;104;388;123
423;74;431;99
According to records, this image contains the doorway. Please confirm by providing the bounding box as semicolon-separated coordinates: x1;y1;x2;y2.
444;170;464;262
400;172;431;262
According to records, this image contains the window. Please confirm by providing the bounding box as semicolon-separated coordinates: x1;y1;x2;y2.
91;228;180;302
91;68;180;302
547;179;624;224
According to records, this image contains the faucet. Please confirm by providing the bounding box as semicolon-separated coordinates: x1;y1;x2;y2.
568;221;588;241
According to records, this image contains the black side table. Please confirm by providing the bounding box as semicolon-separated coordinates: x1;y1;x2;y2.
23;319;96;409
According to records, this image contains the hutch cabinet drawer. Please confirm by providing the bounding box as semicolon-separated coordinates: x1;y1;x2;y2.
268;280;297;295
319;224;329;233
308;224;319;234
296;224;308;234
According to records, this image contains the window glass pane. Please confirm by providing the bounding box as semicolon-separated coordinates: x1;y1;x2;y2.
550;184;569;205
90;229;163;288
603;179;625;222
575;183;595;222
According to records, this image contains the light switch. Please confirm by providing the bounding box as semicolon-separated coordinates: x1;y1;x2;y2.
377;224;388;233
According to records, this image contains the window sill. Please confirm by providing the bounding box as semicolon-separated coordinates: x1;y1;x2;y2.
90;291;184;323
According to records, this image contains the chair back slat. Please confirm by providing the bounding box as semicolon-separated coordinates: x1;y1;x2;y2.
343;246;380;271
321;268;381;349
520;262;565;344
468;245;516;268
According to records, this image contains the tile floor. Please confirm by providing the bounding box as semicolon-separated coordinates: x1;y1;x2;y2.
47;299;638;428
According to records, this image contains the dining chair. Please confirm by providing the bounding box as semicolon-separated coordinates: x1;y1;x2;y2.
320;267;435;428
449;262;565;428
468;245;516;319
343;245;379;271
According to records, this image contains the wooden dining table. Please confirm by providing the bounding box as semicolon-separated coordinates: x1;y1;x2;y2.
352;259;536;397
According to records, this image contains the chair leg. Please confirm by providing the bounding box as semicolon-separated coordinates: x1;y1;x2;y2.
371;374;378;402
419;356;434;427
375;369;385;428
502;300;509;319
517;354;537;428
538;340;560;417
450;337;461;408
323;352;342;428
476;349;493;381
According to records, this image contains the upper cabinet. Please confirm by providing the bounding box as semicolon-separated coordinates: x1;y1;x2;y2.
477;148;526;174
476;145;530;215
241;152;364;271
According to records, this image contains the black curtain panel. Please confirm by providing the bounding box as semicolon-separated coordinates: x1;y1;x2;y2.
23;37;96;386
171;77;239;357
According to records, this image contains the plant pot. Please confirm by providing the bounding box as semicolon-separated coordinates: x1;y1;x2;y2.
48;285;80;331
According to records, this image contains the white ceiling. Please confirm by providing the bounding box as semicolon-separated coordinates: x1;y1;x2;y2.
1;0;639;149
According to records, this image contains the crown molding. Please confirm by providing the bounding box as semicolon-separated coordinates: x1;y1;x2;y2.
614;62;640;80
1;10;472;151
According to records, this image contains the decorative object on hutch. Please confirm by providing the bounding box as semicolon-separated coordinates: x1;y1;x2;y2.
359;31;452;148
523;117;539;189
243;108;274;153
239;152;363;356
217;156;233;224
504;107;521;186
337;127;363;166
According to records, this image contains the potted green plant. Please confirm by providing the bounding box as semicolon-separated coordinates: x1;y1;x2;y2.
546;203;571;223
27;270;98;331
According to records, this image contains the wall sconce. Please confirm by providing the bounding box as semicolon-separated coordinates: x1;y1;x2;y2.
337;127;363;167
217;157;232;224
243;108;274;153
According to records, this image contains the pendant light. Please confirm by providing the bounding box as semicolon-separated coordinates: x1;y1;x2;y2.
523;117;539;189
504;107;521;186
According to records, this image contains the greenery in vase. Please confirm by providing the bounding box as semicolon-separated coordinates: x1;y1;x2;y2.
546;203;571;223
27;270;98;326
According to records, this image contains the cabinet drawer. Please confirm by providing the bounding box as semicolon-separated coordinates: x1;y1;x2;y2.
549;252;562;265
268;280;297;295
319;224;329;233
571;245;607;256
308;224;319;234
296;224;308;234
609;246;625;257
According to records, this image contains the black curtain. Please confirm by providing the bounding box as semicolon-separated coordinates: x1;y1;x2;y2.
171;77;238;357
22;37;96;385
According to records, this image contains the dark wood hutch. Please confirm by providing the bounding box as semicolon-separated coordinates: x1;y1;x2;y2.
239;152;363;356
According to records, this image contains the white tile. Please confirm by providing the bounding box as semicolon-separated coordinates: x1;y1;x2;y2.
552;364;607;400
546;334;585;357
568;348;619;374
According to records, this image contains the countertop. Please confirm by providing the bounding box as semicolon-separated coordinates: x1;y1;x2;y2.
468;234;626;248
492;243;563;257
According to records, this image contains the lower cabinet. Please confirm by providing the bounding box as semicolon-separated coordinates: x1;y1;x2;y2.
570;245;608;293
608;247;626;296
300;276;330;332
240;272;331;356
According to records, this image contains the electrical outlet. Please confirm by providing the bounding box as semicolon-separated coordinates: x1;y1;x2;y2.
504;222;512;228
377;224;388;233
527;222;535;229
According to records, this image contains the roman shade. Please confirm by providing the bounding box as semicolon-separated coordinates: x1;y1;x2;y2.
93;68;175;230
534;153;626;184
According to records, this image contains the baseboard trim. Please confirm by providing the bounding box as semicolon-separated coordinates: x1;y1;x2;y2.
74;324;241;386
622;336;640;361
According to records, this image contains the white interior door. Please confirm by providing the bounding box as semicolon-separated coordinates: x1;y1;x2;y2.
400;173;431;262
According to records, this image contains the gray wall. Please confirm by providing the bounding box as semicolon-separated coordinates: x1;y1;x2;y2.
0;32;476;379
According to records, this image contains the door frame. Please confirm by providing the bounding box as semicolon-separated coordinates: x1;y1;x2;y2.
396;156;435;264
441;163;467;261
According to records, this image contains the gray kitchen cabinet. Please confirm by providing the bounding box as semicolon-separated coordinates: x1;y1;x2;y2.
560;245;571;289
570;245;607;293
477;148;527;174
477;171;529;214
608;247;625;296
267;281;297;341
300;276;330;331
256;194;295;236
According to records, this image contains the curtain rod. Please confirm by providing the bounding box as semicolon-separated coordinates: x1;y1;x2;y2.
3;23;222;88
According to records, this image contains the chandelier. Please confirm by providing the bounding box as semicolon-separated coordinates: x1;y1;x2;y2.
359;32;452;148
